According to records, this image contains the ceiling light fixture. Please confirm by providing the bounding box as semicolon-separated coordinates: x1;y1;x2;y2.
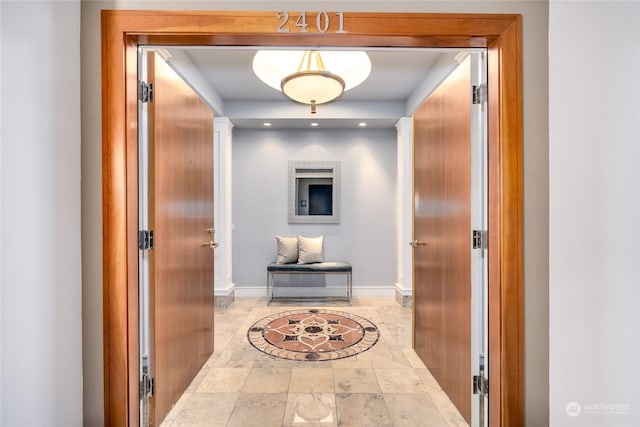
358;122;367;127
281;51;344;111
253;50;371;114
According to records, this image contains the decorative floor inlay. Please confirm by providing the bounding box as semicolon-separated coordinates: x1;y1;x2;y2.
247;308;379;361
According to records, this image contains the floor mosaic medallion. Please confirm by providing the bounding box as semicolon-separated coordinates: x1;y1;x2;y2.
247;308;379;361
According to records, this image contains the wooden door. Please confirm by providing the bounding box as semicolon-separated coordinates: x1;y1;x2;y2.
147;52;215;426
413;58;472;423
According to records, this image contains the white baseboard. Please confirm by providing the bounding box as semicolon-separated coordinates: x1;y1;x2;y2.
214;282;235;297
233;287;266;298
353;286;395;297
394;282;413;296
234;285;396;298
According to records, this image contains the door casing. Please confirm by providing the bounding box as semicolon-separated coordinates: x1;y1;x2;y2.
101;10;523;427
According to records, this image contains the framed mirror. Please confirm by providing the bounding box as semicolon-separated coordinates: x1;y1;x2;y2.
288;160;340;224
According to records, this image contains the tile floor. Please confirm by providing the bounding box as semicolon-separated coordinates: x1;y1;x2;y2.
159;296;468;427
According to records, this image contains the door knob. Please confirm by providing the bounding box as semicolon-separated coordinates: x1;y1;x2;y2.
409;240;426;248
202;240;219;249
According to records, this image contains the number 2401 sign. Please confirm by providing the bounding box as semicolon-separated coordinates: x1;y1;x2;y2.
276;11;347;34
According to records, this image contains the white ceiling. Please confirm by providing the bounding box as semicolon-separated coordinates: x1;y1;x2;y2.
163;47;471;129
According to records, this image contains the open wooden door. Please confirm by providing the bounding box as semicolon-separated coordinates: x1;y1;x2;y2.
144;51;215;426
412;57;473;423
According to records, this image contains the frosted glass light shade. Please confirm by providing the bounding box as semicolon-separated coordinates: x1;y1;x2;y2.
281;70;345;105
253;50;371;105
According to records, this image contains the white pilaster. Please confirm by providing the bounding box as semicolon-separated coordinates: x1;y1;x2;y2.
214;117;235;306
395;117;413;306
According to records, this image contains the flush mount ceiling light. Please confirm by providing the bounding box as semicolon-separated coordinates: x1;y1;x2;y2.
253;50;371;113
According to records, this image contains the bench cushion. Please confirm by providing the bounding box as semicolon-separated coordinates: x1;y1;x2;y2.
267;261;352;273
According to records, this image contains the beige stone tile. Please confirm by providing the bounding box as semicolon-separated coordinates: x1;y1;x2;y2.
229;297;261;308
415;367;443;392
331;356;372;369
383;393;450;426
251;356;299;368
357;342;412;369
207;349;255;369
394;333;413;348
382;320;411;337
213;333;233;353
333;368;380;394
374;368;428;393
161;297;465;426
242;367;292;393
160;391;193;423
185;367;209;392
283;393;337;427
289;367;334;393
196;368;250;393
171;393;239;427
226;393;287;427
430;388;469;427
335;393;393;427
402;348;427;369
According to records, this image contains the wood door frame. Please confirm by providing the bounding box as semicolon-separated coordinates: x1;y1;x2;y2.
101;10;523;426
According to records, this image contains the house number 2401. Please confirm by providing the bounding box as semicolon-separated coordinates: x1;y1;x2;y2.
276;11;347;34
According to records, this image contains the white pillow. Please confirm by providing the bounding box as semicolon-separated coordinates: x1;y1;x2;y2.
297;235;324;264
276;235;298;264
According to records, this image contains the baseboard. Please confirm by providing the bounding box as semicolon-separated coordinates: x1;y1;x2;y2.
214;283;235;308
394;282;413;296
394;282;413;308
214;282;235;296
234;285;396;298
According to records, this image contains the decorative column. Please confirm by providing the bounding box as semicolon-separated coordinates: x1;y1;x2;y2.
395;117;413;307
214;117;235;307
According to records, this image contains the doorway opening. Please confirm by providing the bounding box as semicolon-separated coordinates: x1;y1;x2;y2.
140;44;485;426
101;11;523;427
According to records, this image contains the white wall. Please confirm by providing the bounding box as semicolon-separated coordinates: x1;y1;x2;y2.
549;2;640;426
232;128;397;293
81;1;549;425
0;1;83;426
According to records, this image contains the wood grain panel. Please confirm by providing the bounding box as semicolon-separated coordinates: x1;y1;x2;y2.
413;58;472;423
101;11;523;426
488;17;524;426
148;52;215;426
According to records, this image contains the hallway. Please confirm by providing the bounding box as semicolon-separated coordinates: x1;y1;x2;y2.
159;297;468;427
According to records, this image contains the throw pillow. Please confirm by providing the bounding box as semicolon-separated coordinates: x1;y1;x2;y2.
276;235;298;264
297;235;324;264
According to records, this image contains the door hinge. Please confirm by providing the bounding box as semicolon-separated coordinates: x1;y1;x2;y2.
472;84;487;105
140;366;155;400
138;230;154;250
473;374;489;396
139;373;155;399
138;81;154;103
140;355;154;399
472;230;487;250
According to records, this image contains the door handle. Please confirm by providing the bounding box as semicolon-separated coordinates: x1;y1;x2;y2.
202;240;219;249
203;229;218;249
409;240;426;248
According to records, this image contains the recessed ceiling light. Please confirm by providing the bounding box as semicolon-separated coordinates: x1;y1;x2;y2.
263;122;272;127
310;122;319;127
358;122;367;127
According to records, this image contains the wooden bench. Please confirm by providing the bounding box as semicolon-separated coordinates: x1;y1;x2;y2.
266;262;352;305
